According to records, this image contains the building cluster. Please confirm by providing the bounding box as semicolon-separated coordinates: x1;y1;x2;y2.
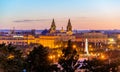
0;19;120;50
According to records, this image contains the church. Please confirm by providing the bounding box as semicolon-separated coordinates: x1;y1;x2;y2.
39;19;76;48
41;19;73;35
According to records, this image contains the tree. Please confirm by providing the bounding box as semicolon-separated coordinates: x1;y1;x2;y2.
58;40;79;72
81;58;120;72
0;44;24;72
82;58;105;72
26;45;51;72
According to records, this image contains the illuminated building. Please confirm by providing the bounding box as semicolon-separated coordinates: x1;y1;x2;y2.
39;35;60;48
1;19;118;50
76;31;107;43
118;34;120;39
38;19;75;48
75;31;108;50
0;35;37;46
107;33;120;49
0;35;28;45
108;38;116;44
0;19;75;49
27;35;36;44
38;35;75;48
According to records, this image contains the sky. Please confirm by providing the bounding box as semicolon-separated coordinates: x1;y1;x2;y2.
0;0;120;30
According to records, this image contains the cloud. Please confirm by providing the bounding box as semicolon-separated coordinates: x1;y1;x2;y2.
13;17;88;23
13;19;51;22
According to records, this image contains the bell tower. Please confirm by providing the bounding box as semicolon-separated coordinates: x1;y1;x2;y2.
50;19;56;33
67;19;72;31
66;19;73;35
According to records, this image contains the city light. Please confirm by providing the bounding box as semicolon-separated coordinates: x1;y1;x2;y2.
58;54;61;57
100;54;107;60
49;55;53;60
49;55;55;60
55;45;59;48
108;38;116;44
0;0;120;72
101;55;105;59
73;45;76;48
13;35;23;38
7;54;14;59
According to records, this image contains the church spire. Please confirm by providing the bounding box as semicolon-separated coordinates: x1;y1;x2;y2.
67;19;72;32
66;19;73;35
50;19;56;33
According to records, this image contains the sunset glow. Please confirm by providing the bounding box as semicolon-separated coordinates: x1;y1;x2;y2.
0;0;120;30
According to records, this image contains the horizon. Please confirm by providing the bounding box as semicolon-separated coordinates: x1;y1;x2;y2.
0;29;120;31
0;0;120;30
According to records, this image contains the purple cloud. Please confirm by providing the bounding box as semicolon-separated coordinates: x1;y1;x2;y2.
13;19;51;22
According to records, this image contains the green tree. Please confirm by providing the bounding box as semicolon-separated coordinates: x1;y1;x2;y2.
0;44;24;72
58;40;79;72
26;45;51;72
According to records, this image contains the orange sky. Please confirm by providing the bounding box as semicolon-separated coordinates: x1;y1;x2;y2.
0;17;120;30
0;0;120;30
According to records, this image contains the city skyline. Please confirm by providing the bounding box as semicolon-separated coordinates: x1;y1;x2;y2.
0;0;120;30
